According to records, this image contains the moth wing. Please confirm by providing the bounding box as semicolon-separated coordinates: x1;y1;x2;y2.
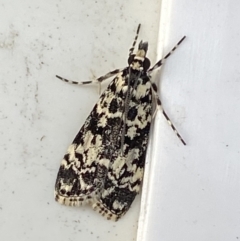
54;73;126;206
93;74;153;220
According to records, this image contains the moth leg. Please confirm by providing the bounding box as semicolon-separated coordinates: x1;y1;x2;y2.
151;82;186;145
56;68;124;86
147;36;186;74
129;24;141;56
56;68;124;95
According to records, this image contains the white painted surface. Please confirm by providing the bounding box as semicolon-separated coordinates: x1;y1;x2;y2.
139;0;240;241
0;1;160;241
1;0;240;241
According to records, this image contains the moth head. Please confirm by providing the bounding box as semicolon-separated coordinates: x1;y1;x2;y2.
128;40;151;71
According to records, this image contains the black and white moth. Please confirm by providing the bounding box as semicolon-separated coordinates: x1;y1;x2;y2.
54;24;186;221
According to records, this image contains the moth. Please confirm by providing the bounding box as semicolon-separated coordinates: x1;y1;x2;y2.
54;24;186;221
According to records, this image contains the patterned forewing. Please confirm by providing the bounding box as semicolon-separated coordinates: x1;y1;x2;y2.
55;72;128;206
92;72;153;220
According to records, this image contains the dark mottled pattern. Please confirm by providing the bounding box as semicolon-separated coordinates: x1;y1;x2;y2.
109;98;119;113
55;30;187;220
127;106;138;121
55;66;153;220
